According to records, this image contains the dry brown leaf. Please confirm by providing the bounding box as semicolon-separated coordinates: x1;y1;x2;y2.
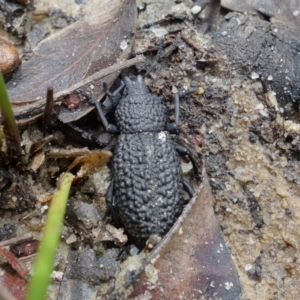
0;244;28;280
29;135;53;156
8;0;137;123
10;240;39;258
28;149;45;172
105;224;128;245
93;224;128;245
0;272;27;300
116;168;242;299
68;150;112;178
40;194;53;204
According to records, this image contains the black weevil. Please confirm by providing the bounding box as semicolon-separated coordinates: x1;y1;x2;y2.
85;73;199;248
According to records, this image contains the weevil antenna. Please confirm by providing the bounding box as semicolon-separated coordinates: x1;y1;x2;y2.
144;38;164;78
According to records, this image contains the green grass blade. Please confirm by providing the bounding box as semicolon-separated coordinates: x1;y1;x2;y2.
26;172;74;300
0;72;21;153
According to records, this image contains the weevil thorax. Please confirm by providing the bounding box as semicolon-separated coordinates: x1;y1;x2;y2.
115;75;167;133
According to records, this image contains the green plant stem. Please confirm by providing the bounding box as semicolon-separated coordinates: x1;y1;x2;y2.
0;72;21;153
26;172;74;300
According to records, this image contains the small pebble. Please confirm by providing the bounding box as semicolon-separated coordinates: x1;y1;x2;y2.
225;282;234;290
151;27;168;38
251;72;260;79
66;233;77;244
120;40;128;50
0;37;20;75
249;132;258;143
171;86;178;94
293;10;299;16
191;5;201;15
204;91;212;99
255;103;264;110
245;264;252;271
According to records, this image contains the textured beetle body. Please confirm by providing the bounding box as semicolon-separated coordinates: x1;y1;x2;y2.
113;131;184;243
88;75;196;246
111;76;185;244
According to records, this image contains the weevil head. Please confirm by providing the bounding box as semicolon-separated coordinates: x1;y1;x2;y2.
123;75;150;96
115;75;167;133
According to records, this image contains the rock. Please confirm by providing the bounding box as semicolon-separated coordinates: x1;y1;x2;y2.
213;12;300;106
0;37;20;75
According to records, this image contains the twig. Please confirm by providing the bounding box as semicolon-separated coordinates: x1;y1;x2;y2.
54;55;145;99
16;113;43;126
42;87;54;132
0;245;28;281
180;29;206;54
180;29;218;63
0;233;33;247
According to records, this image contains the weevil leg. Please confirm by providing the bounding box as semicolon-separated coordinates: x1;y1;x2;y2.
106;180;121;227
103;81;125;97
166;93;180;134
175;143;200;179
166;89;199;134
183;178;195;198
79;91;119;134
144;38;164;78
103;81;125;106
79;90;96;106
106;180;114;207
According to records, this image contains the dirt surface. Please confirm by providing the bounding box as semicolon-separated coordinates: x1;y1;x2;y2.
1;0;300;299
